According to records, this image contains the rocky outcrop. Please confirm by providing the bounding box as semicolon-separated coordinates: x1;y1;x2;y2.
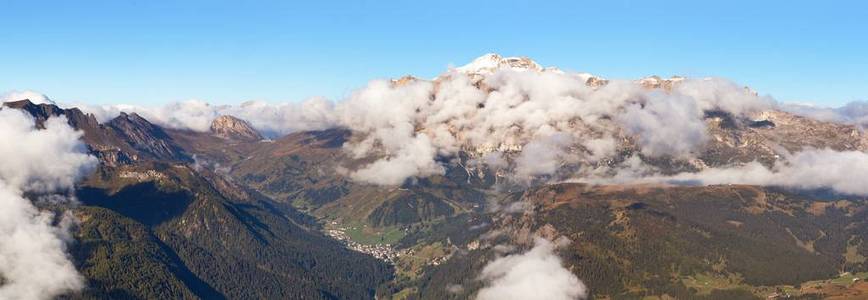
3;100;190;164
210;115;263;141
3;99;100;130
106;112;189;162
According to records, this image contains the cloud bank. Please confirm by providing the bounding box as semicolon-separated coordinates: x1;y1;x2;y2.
584;148;868;195
3;57;864;194
11;66;765;186
79;98;339;138
332;72;772;184
782;101;868;128
1;65;781;187
0;109;97;300
674;149;868;195
477;237;587;300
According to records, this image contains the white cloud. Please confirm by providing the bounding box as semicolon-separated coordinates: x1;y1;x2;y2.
223;98;338;137
0;109;96;300
781;101;868;128
0;110;96;192
581;136;617;162
514;133;573;180
617;92;707;157
674;149;868;195
349;134;444;185
0;90;55;105
675;78;773;116
477;237;587;300
78;98;338;138
332;72;775;185
582;148;868;196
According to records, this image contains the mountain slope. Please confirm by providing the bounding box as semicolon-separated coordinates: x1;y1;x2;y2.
408;183;867;299
71;161;393;299
4;100;393;299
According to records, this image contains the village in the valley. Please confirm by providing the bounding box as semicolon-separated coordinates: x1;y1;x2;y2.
325;227;403;262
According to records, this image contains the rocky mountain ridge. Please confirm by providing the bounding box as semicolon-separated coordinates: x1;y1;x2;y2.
210;115;263;141
2;99;393;299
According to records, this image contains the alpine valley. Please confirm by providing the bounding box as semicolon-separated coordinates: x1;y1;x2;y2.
3;54;868;300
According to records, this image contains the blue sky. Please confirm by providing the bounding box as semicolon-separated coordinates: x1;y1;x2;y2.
1;0;866;106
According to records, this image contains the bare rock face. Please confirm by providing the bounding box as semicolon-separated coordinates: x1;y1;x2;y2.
107;112;190;162
210;115;263;141
3;99;190;164
638;75;685;90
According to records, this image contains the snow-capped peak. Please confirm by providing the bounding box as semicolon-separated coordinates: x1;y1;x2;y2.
455;53;544;74
443;53;609;88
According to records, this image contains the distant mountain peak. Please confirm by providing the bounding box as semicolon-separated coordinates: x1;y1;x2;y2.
107;111;189;162
455;53;544;74
452;53;608;88
116;111;148;122
210;115;263;141
638;75;686;90
2;99;97;129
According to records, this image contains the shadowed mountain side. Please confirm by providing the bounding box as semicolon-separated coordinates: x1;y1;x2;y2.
65;207;223;300
77;181;194;226
68;162;393;299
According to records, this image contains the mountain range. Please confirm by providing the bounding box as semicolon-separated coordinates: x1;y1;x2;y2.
2;54;868;299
